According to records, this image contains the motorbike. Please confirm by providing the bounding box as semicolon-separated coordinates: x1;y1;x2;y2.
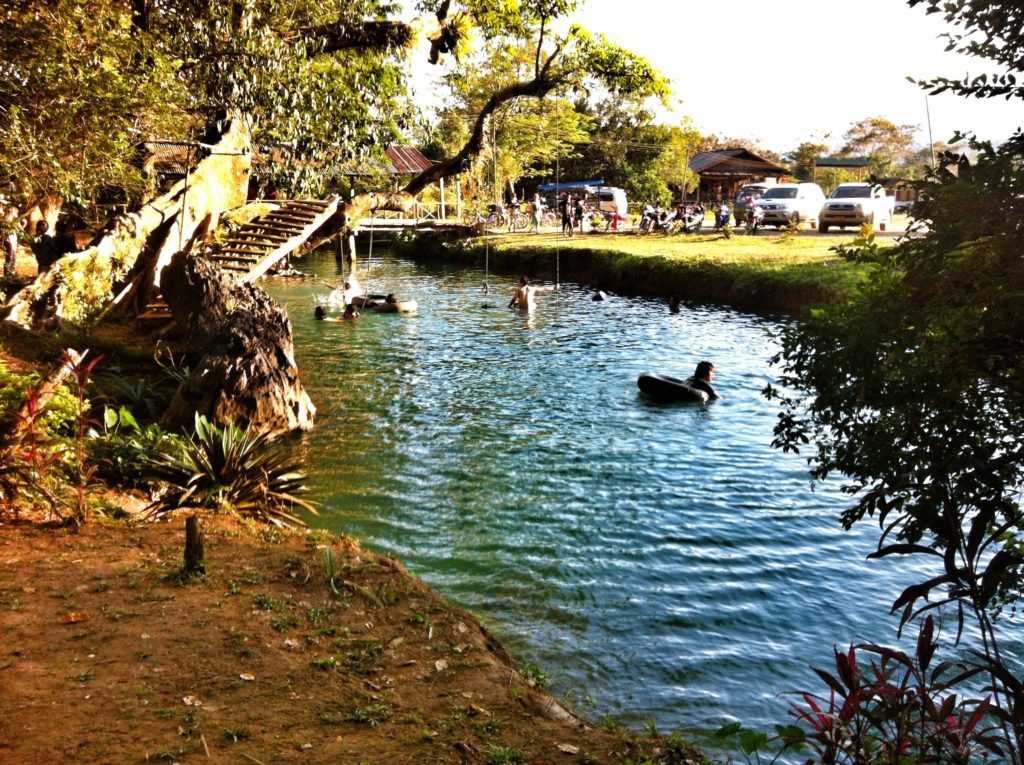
679;203;704;234
639;204;660;234
714;203;731;231
745;203;764;235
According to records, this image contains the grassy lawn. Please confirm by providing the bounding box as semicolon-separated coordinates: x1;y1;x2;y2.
440;225;889;312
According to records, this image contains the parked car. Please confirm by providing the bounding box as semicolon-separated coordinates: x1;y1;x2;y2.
733;183;771;225
818;183;895;232
753;182;826;228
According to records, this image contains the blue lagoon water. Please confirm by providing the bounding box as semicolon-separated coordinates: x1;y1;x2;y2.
265;248;931;740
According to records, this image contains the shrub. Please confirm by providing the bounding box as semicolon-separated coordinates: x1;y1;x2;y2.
143;414;318;526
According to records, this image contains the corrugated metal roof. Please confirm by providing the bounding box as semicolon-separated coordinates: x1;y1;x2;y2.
386;146;435;174
814;156;870;167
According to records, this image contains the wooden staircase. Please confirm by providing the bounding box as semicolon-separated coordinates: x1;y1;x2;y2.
137;196;340;321
212;196;341;282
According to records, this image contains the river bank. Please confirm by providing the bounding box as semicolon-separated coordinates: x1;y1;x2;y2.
0;513;705;764
393;228;876;313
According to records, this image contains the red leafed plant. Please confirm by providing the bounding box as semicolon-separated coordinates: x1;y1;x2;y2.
788;616;1004;764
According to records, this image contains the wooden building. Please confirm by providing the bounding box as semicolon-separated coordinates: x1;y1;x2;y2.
688;149;789;201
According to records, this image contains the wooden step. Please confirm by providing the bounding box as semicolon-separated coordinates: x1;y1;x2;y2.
211;254;260;263
247;222;305;234
232;232;289;243
137;308;173;320
265;213;317;225
284;202;329;213
220;249;268;259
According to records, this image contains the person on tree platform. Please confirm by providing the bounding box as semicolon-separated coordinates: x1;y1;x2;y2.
1;197;18;279
30;220;62;273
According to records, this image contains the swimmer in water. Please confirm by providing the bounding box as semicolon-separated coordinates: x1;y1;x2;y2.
686;360;723;400
508;276;556;310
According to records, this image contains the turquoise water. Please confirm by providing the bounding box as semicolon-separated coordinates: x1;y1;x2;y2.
266;247;928;739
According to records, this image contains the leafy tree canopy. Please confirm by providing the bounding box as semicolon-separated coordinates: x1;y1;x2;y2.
910;0;1024;100
0;0;185;210
552;98;700;207
767;0;1024;751
840;116;917;176
2;0;668;208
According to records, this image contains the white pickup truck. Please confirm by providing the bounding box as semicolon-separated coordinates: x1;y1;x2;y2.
818;183;895;232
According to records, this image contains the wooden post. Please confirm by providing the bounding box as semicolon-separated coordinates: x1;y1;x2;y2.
184;514;206;575
440;177;446;220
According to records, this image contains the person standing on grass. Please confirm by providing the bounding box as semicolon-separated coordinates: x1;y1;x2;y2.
532;193;543;233
559;195;573;237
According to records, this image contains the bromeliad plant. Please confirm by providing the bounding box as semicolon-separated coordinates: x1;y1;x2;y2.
143;414;318;526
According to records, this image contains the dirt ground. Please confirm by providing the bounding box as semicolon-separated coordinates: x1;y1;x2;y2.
0;515;702;765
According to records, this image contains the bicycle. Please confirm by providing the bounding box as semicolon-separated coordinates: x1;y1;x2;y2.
508;210;529;231
462;208;504;229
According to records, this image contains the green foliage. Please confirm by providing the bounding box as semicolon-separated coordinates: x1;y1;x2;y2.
0;363;80;437
910;0;1024;100
784;141;830;181
840;116;917;177
346;700;390;726
0;352;101;522
433;41;592;200
766;134;1024;758
555;100;699;208
0;0;185;207
0;385;58;518
486;746;523;765
88;406;183;489
143;414;318;526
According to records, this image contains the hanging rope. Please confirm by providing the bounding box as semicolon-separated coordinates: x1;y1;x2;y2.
555;154;561;289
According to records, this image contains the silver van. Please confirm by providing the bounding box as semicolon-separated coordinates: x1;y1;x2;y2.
754;182;826;228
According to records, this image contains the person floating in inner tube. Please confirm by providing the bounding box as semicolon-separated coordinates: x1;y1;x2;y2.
687;360;723;400
508;276;555;310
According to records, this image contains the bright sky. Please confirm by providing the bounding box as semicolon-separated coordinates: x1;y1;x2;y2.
576;0;1021;154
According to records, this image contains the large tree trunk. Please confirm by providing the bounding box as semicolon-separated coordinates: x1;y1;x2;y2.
1;115;316;438
160;251;315;436
3;117;250;328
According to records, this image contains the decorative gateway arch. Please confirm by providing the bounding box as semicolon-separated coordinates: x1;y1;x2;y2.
688;149;789;202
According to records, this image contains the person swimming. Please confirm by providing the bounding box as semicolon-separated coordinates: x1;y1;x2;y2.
508;276;555;310
686;360;723;400
315;305;341;322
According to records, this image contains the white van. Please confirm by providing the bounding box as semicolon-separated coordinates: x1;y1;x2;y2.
754;182;826;228
595;187;627;217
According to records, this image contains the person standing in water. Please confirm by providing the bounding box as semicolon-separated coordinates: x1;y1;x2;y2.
508;276;555;310
687;360;723;400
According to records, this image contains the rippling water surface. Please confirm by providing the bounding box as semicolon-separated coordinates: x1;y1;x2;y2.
266;247;931;740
